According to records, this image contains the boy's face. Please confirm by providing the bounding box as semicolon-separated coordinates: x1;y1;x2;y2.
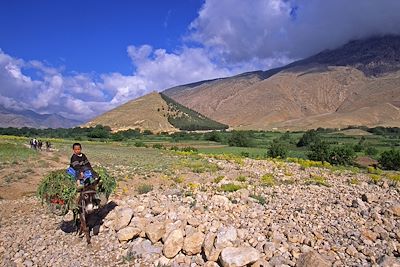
73;145;81;155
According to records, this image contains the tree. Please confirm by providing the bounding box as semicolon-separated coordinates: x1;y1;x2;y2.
328;146;356;165
204;131;224;143
379;149;400;170
267;141;288;159
228;131;252;147
307;140;330;163
297;130;320;147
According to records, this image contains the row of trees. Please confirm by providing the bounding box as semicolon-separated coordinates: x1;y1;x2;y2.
267;130;399;170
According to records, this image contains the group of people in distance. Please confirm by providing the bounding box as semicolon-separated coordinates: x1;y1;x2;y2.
29;138;51;150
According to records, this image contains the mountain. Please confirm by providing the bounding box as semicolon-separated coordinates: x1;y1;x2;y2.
163;35;400;130
0;106;82;128
84;92;228;133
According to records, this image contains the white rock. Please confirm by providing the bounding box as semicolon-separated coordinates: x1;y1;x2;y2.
220;246;260;267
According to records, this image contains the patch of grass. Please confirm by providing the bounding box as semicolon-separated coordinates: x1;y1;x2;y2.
369;174;381;184
220;183;242;192
187;182;200;191
287;157;331;169
250;194;266;205
173;176;185;184
50;155;60;162
152;143;165;149
305;175;330;187
180;159;220;173
213;175;224;183
261;173;276;187
367;166;383;175
136;184;153;194
236;175;247;182
386;173;400;184
0;142;37;163
134;141;148;148
348;177;360;185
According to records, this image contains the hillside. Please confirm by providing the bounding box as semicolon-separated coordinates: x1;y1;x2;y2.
84;92;228;133
0;106;81;129
163;35;400;131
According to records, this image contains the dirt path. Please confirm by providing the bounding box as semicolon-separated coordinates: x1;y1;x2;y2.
0;149;69;200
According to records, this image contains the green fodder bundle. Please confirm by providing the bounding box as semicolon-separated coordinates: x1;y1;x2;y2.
37;167;116;210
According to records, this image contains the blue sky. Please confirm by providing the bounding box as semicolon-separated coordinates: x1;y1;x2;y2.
0;0;399;121
0;0;203;75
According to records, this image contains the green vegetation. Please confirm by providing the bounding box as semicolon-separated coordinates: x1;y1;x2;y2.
37;167;116;209
260;173;276;186
160;93;228;131
249;194;266;205
236;175;247;182
267;141;288;158
213;175;224;183
297;130;320;147
220;183;242;192
0;142;37;163
379;149;400;170
228;131;253;147
136;183;153;194
305;175;330;187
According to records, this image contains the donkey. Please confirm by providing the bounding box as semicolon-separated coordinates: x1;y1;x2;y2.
74;183;99;244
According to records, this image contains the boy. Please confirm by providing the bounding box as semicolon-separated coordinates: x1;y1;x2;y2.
68;143;96;187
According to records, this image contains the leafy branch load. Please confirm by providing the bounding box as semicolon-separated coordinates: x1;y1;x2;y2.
37;167;116;215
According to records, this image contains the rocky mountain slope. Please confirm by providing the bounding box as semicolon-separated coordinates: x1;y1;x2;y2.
84;92;227;133
163;35;400;131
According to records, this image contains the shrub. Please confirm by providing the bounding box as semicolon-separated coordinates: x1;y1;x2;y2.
249;194;266;205
204;131;224;143
170;146;179;151
236;175;247;182
307;140;330;163
136;184;153;194
152;143;165;149
180;146;198;153
297;130;320;147
369;174;381;184
240;151;250;157
134;141;147;148
261;173;276;186
379;149;400;170
267;141;288;159
213;176;224;183
328;146;356;165
348;177;360;185
365;146;379;156
305;175;329;187
220;183;242;192
228;131;252;147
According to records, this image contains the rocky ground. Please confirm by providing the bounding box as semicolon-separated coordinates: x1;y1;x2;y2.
1;157;400;267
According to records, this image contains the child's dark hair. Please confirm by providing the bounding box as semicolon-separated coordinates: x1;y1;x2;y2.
72;143;82;149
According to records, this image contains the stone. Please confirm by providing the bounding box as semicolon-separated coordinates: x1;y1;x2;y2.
389;204;400;217
113;207;134;231
203;232;221;261
361;193;377;203
297;251;331;267
117;227;141;242
216;226;238;249
346;245;358;257
145;222;166;244
219;246;260;267
183;231;205;255
378;256;400;267
211;195;230;207
204;262;220;267
163;229;184;259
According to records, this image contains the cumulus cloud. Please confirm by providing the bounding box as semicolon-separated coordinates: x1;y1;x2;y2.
1;0;400;122
189;0;400;64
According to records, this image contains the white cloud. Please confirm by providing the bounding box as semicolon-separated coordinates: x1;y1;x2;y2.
1;0;400;123
189;0;400;63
